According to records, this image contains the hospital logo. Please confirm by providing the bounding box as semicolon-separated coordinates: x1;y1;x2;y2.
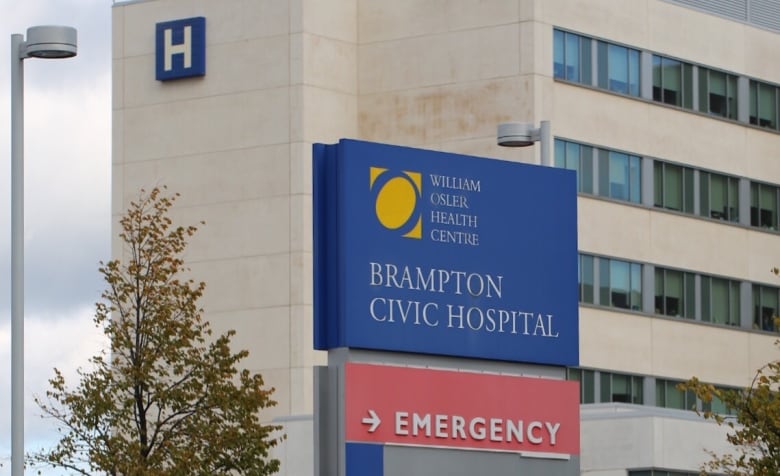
369;167;422;239
155;17;206;81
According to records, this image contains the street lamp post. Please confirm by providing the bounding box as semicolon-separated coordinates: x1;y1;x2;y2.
496;121;552;166
11;25;77;476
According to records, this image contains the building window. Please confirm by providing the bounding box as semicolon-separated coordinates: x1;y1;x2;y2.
655;268;695;319
567;368;595;404
700;171;739;222
656;379;696;410
701;386;737;416
699;67;738;119
753;284;779;331
554;139;641;204
597;41;640;96
750;80;778;129
701;276;740;326
751;182;779;230
554;139;594;194
599;149;641;203
629;469;699;476
554;29;592;84
652;55;693;108
579;254;595;304
601;372;643;404
600;258;642;310
654;162;694;213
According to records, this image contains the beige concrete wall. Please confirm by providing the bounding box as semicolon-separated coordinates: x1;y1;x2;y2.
113;1;358;473
114;0;301;422
581;406;734;474
580;306;778;386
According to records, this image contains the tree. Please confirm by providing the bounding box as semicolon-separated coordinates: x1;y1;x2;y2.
30;187;282;475
682;269;780;475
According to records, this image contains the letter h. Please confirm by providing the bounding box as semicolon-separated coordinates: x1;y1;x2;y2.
164;26;191;72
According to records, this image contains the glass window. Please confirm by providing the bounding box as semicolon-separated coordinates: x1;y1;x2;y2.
553;29;565;79
579;254;595;304
655;268;695;319
599;150;641;203
598;41;640;96
699;67;738;120
652;55;693;108
701;276;740;326
701;386;737;416
554;29;592;84
750;80;778;129
554;139;594;194
654;162;694;213
751;182;779;230
600;258;642;310
700;171;739;222
629;470;699;476
601;372;643;404
753;284;779;331
567;368;595;404
656;379;696;410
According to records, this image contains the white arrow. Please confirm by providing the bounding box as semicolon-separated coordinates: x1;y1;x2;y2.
361;409;381;433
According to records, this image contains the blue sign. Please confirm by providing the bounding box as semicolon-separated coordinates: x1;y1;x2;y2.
155;17;206;81
313;140;579;366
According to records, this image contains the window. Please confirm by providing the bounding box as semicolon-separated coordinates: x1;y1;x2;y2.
656;379;696;410
655;268;695;319
599;150;641;203
597;41;640;96
751;182;778;230
701;386;737;416
652;55;693;108
554;139;594;194
601;372;643;404
579;254;595;304
567;368;595;404
750;80;778;129
600;258;642;310
630;469;699;476
654;162;694;213
554;29;592;84
699;67;738;119
554;139;642;204
701;276;740;326
753;284;779;331
700;171;739;222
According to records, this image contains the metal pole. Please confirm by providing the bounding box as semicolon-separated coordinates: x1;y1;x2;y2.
539;120;551;167
11;32;25;476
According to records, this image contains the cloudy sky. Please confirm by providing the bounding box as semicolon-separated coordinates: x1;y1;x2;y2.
0;0;111;473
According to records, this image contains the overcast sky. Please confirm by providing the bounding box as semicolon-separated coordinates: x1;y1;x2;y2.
0;0;111;473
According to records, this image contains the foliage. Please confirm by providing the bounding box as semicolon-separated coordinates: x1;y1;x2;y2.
30;187;282;476
681;267;780;475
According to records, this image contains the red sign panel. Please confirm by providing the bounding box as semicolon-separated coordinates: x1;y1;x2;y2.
345;363;579;455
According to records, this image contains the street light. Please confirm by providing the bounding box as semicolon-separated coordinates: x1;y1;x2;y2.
496;121;551;166
11;25;77;476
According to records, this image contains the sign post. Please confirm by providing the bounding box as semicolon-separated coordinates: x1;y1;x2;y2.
312;139;581;475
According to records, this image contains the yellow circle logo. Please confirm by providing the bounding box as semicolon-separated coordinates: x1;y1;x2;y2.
370;167;422;239
375;177;416;229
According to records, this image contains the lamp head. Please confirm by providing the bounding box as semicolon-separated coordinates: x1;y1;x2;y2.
497;122;537;147
22;25;77;59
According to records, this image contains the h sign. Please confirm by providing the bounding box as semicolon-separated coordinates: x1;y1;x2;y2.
155;17;206;81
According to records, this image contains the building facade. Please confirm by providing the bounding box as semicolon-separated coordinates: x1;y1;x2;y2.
112;0;780;474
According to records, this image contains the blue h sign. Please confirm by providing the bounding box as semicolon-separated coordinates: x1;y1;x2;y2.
155;17;206;81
